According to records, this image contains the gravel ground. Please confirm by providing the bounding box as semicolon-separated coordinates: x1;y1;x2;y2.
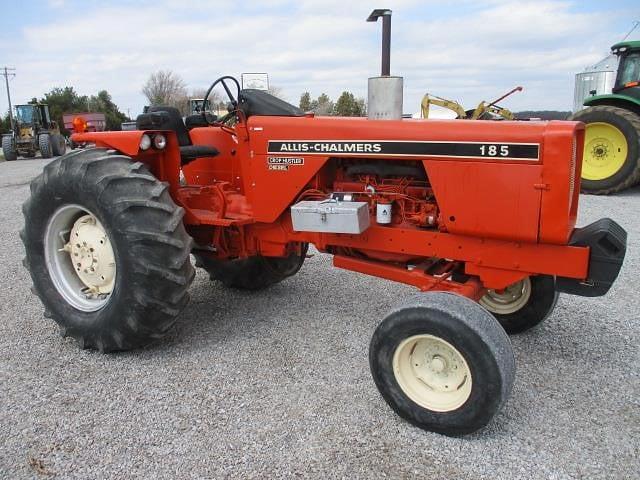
0;156;638;479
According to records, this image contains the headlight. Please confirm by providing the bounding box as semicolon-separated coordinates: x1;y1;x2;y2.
139;134;151;150
153;134;167;149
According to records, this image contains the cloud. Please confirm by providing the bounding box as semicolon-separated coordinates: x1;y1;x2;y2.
0;0;630;117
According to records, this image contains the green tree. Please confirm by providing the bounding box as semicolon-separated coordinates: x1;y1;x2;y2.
41;87;89;134
88;90;129;131
335;91;355;116
355;97;367;116
40;87;130;133
299;92;312;111
313;93;334;116
0;111;11;133
334;91;366;117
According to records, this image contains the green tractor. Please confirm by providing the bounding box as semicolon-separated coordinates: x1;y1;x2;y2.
2;103;66;161
570;40;640;194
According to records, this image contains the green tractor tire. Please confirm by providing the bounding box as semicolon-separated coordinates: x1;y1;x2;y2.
569;106;640;195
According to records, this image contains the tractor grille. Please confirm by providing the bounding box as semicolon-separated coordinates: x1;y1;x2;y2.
569;136;577;209
568;127;584;224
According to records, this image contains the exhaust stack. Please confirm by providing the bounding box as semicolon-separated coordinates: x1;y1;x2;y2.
367;9;403;120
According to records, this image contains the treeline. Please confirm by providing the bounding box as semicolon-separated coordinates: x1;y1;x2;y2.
140;70;369;117
299;91;367;116
514;111;572;120
0;87;129;134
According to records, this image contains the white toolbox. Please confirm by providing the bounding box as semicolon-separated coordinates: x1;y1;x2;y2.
291;200;370;234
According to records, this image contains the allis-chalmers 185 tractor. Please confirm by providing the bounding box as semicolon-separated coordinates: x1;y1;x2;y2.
21;14;627;436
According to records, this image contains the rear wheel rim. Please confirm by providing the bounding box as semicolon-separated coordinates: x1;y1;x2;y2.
582;122;628;181
480;277;531;315
392;334;472;412
44;204;116;312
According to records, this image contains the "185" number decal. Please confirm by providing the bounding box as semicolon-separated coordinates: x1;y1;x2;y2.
479;144;510;157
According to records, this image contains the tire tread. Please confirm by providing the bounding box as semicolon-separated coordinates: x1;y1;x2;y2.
22;148;194;352
570;106;640;194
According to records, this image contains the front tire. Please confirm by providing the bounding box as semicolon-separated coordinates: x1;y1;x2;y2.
39;134;53;159
369;292;515;436
51;133;66;156
479;275;558;334
2;135;17;161
569;106;640;194
22;148;195;352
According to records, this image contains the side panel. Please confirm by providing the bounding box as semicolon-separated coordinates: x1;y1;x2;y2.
183;127;241;188
245;152;329;222
244;116;551;231
424;161;542;242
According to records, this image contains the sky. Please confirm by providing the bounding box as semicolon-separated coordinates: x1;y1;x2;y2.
0;0;638;118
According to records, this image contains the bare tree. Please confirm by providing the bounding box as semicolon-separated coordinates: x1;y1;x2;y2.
267;86;286;100
189;88;225;115
142;70;188;110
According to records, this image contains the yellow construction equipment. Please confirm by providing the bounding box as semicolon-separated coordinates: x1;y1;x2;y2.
421;86;523;120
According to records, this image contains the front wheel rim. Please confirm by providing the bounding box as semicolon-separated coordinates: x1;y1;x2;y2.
393;334;472;412
44;204;116;312
582;122;628;181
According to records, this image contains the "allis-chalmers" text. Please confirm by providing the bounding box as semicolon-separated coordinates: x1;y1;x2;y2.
277;142;383;153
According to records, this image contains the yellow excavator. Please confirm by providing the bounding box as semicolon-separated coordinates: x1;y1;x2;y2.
421;86;523;120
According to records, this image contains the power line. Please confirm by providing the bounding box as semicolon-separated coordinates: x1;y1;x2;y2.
1;67;16;130
622;21;639;41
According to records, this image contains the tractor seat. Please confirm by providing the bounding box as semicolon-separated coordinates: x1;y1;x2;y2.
135;106;219;165
185;113;215;129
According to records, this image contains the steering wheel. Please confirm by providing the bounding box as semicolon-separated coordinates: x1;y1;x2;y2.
202;76;241;125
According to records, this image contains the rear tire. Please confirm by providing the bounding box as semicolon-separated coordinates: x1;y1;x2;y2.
479;276;558;334
2;135;17;161
194;244;307;290
39;134;53;159
21;148;195;352
569;106;640;194
369;292;515;436
51;133;66;156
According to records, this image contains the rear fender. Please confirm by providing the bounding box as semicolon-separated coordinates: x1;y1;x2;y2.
71;130;182;192
72;130;151;156
583;94;640;116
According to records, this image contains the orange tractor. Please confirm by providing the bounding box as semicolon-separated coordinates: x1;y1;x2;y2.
21;11;626;436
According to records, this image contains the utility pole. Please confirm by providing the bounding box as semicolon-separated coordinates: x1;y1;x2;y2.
2;67;16;131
